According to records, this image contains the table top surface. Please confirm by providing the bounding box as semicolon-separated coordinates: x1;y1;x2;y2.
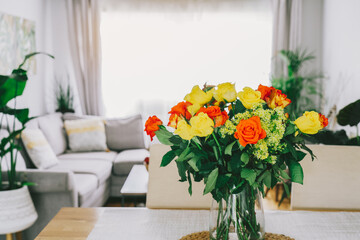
120;165;149;196
36;207;360;240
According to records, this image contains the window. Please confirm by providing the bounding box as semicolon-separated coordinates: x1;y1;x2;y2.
101;1;272;120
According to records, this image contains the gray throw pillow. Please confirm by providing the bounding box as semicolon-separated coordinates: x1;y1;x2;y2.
105;114;145;151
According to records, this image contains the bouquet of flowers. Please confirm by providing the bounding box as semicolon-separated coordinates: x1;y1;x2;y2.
145;83;327;240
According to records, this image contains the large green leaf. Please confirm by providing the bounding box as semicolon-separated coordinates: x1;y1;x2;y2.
287;159;304;184
203;168;218;195
160;150;176;167
0;75;27;107
241;168;257;185
337;99;360;126
0;106;30;125
155;127;174;145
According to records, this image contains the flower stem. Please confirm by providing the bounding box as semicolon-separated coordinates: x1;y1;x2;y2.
212;132;222;156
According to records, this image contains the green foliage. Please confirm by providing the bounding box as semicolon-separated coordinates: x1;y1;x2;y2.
55;79;74;114
0;52;53;190
337;99;360;127
271;49;322;118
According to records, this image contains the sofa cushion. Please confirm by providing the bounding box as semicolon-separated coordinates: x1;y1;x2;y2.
58;151;118;163
21;128;59;169
37;113;67;155
48;159;112;184
64;118;108;152
113;149;150;176
74;173;98;205
105;115;145;151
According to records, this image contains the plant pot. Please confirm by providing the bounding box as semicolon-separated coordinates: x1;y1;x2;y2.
0;185;38;234
209;186;265;240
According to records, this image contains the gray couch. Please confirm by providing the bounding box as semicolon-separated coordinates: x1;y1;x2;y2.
14;113;149;240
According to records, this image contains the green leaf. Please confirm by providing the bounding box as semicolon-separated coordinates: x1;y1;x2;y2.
241;168;257;186
238;141;245;151
0;106;29;125
176;161;187;182
279;169;290;180
263;171;272;189
284;124;296;136
169;135;183;145
160;150;176;167
234;99;246;113
155;127;174;145
240;152;250;165
188;157;199;172
176;146;191;162
203;168;218;195
229;152;242;171
216;174;231;189
187;171;192;196
0;76;27;106
337;99;360;126
18;52;54;69
225;141;236;156
287;159;304;184
295;151;307;161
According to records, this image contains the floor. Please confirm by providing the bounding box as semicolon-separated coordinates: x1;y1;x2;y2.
106;185;291;211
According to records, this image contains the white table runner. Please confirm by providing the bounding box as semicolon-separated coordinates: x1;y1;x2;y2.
87;208;360;240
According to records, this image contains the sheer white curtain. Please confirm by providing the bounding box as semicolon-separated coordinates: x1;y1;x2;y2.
66;0;104;116
271;0;302;77
100;0;272;120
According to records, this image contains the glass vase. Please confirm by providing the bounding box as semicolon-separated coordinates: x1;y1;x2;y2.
209;186;265;240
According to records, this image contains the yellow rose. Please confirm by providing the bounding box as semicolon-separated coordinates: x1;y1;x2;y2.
190;112;214;137
184;85;214;106
174;120;194;140
238;87;264;109
187;103;202;116
214;82;237;103
294;111;323;134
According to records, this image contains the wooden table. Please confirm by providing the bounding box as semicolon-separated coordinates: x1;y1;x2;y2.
35;208;102;240
36;207;360;240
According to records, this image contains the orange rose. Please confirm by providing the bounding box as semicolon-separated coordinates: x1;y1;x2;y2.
145;116;163;141
214;111;229;128
167;101;192;128
234;116;266;147
168;101;192;119
196;106;222;119
319;113;328;128
195;106;228;128
257;84;273;100
266;88;291;109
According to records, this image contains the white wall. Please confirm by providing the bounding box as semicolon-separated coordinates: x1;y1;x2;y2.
0;0;54;116
322;0;360;132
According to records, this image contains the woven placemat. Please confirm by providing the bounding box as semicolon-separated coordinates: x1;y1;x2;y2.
179;231;294;240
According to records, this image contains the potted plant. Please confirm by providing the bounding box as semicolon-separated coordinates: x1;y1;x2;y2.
55;77;75;113
271;49;322;119
0;52;53;236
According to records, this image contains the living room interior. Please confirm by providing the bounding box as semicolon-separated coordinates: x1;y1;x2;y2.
0;0;359;240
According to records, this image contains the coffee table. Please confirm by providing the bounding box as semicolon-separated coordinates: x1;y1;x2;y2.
120;165;149;206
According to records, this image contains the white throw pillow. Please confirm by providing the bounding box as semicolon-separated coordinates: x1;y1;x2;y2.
21;129;59;169
64;118;108;152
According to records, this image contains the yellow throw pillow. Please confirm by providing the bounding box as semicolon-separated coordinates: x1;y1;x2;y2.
64;118;108;152
21;129;59;169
